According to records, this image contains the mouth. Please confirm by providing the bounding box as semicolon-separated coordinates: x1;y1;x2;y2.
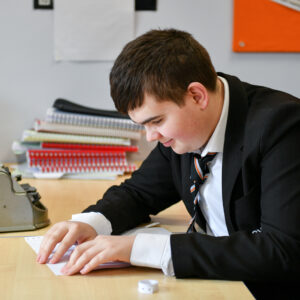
162;139;173;147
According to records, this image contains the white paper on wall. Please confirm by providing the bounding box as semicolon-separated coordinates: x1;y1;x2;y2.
271;0;300;12
54;0;135;61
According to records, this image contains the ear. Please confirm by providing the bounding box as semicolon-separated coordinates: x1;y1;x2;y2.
187;82;209;110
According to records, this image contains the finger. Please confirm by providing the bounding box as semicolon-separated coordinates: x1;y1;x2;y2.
48;231;79;264
62;242;97;275
67;241;92;267
37;227;68;264
80;251;109;275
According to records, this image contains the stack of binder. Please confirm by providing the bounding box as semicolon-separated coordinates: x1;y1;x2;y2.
12;99;144;179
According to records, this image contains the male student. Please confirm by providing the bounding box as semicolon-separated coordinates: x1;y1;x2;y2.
37;29;300;298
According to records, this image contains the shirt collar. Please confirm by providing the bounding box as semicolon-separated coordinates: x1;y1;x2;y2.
194;76;230;157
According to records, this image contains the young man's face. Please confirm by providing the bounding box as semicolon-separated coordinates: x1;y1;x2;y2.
128;93;213;154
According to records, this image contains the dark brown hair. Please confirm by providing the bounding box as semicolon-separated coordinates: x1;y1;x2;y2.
110;28;217;114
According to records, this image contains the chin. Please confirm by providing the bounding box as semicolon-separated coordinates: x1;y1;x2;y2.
171;146;189;155
171;143;200;154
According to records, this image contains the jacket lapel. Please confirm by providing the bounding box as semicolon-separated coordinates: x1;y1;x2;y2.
219;73;248;233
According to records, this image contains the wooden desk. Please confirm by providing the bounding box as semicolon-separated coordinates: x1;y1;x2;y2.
0;177;254;300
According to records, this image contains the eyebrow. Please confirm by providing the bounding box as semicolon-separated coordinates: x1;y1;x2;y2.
133;115;162;126
141;115;161;125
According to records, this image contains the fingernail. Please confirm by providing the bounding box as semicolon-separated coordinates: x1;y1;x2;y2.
49;258;54;264
80;266;88;274
36;255;40;263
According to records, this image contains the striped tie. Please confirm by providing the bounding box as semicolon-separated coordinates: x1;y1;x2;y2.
187;152;217;233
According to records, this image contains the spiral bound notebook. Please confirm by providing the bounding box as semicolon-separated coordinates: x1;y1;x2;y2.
46;108;144;131
13;141;139;154
29;164;136;174
22;130;131;146
34;119;142;140
27;149;127;157
41;142;139;152
27;149;128;169
11;161;128;179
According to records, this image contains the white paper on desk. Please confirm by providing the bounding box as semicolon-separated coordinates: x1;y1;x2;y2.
54;0;135;61
25;227;170;276
25;236;130;275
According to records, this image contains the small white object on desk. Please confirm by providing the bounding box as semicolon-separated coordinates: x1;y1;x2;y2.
138;279;159;294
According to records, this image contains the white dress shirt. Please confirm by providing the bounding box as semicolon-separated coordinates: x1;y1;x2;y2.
72;76;230;276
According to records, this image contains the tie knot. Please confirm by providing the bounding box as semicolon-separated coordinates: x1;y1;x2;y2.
200;152;217;170
190;152;217;184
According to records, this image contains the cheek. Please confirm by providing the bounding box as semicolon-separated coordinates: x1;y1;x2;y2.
162;121;190;140
176;122;202;146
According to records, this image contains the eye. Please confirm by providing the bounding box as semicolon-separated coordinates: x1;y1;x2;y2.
152;118;162;125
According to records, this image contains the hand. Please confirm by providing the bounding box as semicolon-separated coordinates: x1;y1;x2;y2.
37;221;97;264
60;235;136;275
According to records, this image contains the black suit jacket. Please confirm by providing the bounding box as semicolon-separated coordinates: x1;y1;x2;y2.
84;73;300;285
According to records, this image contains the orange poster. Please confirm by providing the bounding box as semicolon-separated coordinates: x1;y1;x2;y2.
233;0;300;52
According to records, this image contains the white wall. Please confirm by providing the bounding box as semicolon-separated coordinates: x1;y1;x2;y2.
0;0;299;162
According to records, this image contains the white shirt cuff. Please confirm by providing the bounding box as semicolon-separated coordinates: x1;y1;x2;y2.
130;233;175;276
71;212;112;236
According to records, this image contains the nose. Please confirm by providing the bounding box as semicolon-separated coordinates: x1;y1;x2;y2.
146;127;162;142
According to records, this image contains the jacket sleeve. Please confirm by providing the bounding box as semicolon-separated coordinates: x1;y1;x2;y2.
171;100;300;282
82;143;181;234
